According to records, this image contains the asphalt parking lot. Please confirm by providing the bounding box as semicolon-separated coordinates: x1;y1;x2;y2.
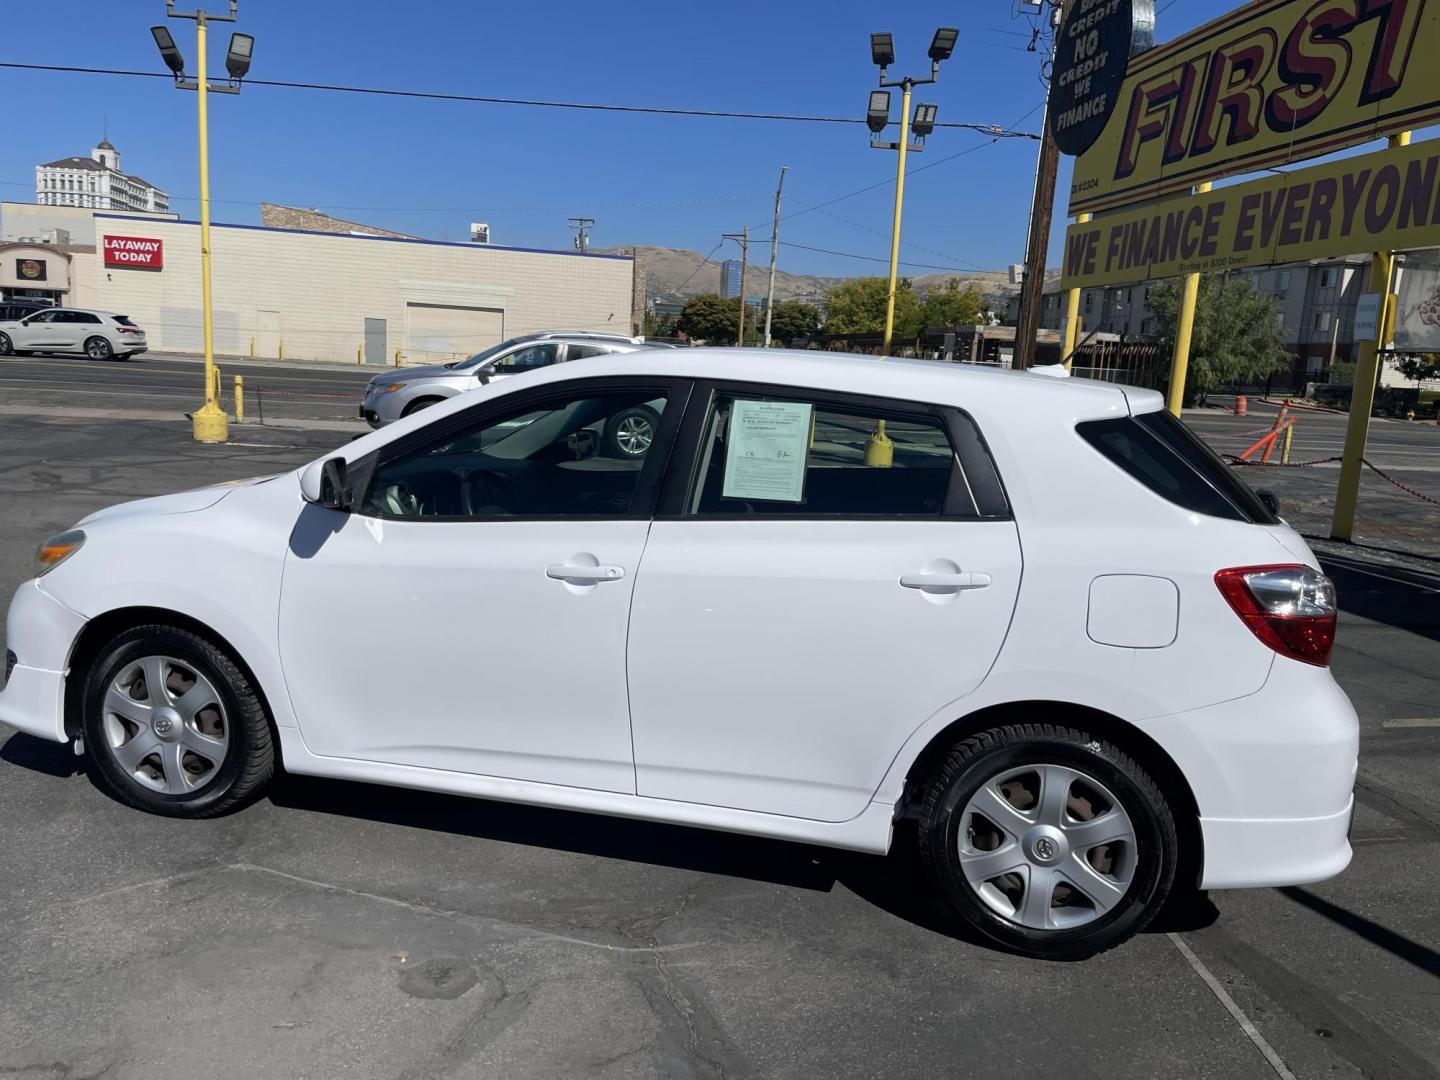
2;356;1439;1079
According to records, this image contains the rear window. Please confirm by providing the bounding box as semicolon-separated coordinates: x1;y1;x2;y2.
1077;410;1280;524
113;315;137;327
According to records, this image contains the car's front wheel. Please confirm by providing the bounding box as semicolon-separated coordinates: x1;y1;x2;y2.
85;336;114;361
917;723;1176;960
0;331;12;356
81;624;275;817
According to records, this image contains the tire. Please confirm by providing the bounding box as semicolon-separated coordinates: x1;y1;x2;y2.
0;331;11;356
604;405;660;458
916;723;1177;960
84;335;113;361
81;624;275;818
402;397;443;417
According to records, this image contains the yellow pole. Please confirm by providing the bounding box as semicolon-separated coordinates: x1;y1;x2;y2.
234;374;244;422
249;337;255;358
1333;131;1410;540
1166;181;1211;417
357;343;363;364
1061;212;1091;370
190;14;227;443
278;339;284;361
881;82;913;356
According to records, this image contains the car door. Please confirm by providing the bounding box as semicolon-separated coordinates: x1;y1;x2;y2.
15;309;58;350
48;310;85;349
626;382;1023;822
278;375;689;793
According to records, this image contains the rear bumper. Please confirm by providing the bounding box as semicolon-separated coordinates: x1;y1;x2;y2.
0;580;86;744
1198;798;1353;889
1139;656;1358;891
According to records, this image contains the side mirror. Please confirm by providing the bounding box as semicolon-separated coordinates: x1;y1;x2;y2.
476;367;491;386
299;457;352;510
1257;489;1280;515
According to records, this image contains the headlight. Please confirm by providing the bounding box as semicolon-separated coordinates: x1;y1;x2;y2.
37;529;85;575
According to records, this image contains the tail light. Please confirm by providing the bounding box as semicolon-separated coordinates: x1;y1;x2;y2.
117;327;141;335
1215;564;1337;667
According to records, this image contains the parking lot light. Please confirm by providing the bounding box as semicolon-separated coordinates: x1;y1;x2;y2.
928;27;959;63
866;90;891;134
150;26;185;74
225;32;253;80
870;32;895;70
911;103;938;139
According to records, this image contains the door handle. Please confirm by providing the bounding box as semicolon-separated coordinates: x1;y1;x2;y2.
546;564;625;583
899;571;991;592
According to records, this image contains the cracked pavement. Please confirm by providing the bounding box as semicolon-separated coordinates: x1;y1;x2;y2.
1;407;1438;1079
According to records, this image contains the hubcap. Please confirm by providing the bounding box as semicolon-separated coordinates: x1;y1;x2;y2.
957;763;1137;931
102;656;229;794
615;415;653;455
88;339;108;358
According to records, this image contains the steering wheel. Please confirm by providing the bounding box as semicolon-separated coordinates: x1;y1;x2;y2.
462;468;517;515
381;482;422;517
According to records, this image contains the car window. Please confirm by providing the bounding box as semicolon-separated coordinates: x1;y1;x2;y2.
489;343;559;373
686;391;959;517
76;312;102;324
26;310;56;324
113;315;138;327
1076;413;1279;524
566;344;611;361
360;387;670;520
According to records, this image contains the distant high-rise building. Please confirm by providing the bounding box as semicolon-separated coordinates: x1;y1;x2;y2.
34;140;169;213
719;259;742;298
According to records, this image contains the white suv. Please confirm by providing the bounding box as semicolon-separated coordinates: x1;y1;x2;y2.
0;308;147;361
0;349;1356;959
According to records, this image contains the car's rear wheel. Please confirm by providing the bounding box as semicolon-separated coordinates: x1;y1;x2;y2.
81;624;275;817
85;336;113;361
604;405;659;458
0;332;12;356
402;397;443;417
917;723;1176;960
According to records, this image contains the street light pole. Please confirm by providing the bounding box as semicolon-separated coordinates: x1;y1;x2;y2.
722;227;750;346
193;13;223;443
881;81;912;357
868;28;955;357
762;165;788;348
153;1;250;444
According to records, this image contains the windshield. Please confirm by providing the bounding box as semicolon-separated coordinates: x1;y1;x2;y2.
450;340;521;371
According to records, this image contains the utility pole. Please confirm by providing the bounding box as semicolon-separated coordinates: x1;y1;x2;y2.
1013;0;1069;371
568;217;594;253
723;228;750;346
763;165;789;348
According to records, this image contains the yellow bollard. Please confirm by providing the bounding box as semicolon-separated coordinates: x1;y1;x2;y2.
394;349;403;367
249;337;255;359
234;375;244;423
357;344;363;364
1281;421;1293;464
863;419;893;468
278;339;285;361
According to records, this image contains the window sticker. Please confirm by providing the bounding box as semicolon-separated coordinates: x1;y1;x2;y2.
722;399;812;503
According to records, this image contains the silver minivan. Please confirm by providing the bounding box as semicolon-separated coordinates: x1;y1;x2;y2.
360;332;651;429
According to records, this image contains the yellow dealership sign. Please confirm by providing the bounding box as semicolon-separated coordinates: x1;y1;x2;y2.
1067;0;1439;215
1061;137;1440;288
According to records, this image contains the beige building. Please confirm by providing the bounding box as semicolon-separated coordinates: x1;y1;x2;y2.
80;212;635;366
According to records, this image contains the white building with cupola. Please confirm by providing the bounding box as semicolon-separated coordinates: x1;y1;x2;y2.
35;140;169;214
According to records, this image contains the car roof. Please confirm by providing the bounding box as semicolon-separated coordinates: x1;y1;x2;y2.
512;347;1145;416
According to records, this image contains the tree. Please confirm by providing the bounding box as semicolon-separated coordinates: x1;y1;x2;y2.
1393;353;1440;386
823;277;921;337
765;300;821;347
642;312;677;340
1146;274;1291;402
1327;360;1356;386
676;294;744;344
917;278;988;330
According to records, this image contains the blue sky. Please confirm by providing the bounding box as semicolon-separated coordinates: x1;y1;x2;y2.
0;0;1342;277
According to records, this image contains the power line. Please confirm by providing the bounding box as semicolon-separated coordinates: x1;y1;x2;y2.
670;241;725;295
0;62;1040;138
763;239;990;274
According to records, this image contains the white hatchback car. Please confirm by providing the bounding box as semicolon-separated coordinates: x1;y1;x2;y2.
0;349;1356;958
0;307;148;361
